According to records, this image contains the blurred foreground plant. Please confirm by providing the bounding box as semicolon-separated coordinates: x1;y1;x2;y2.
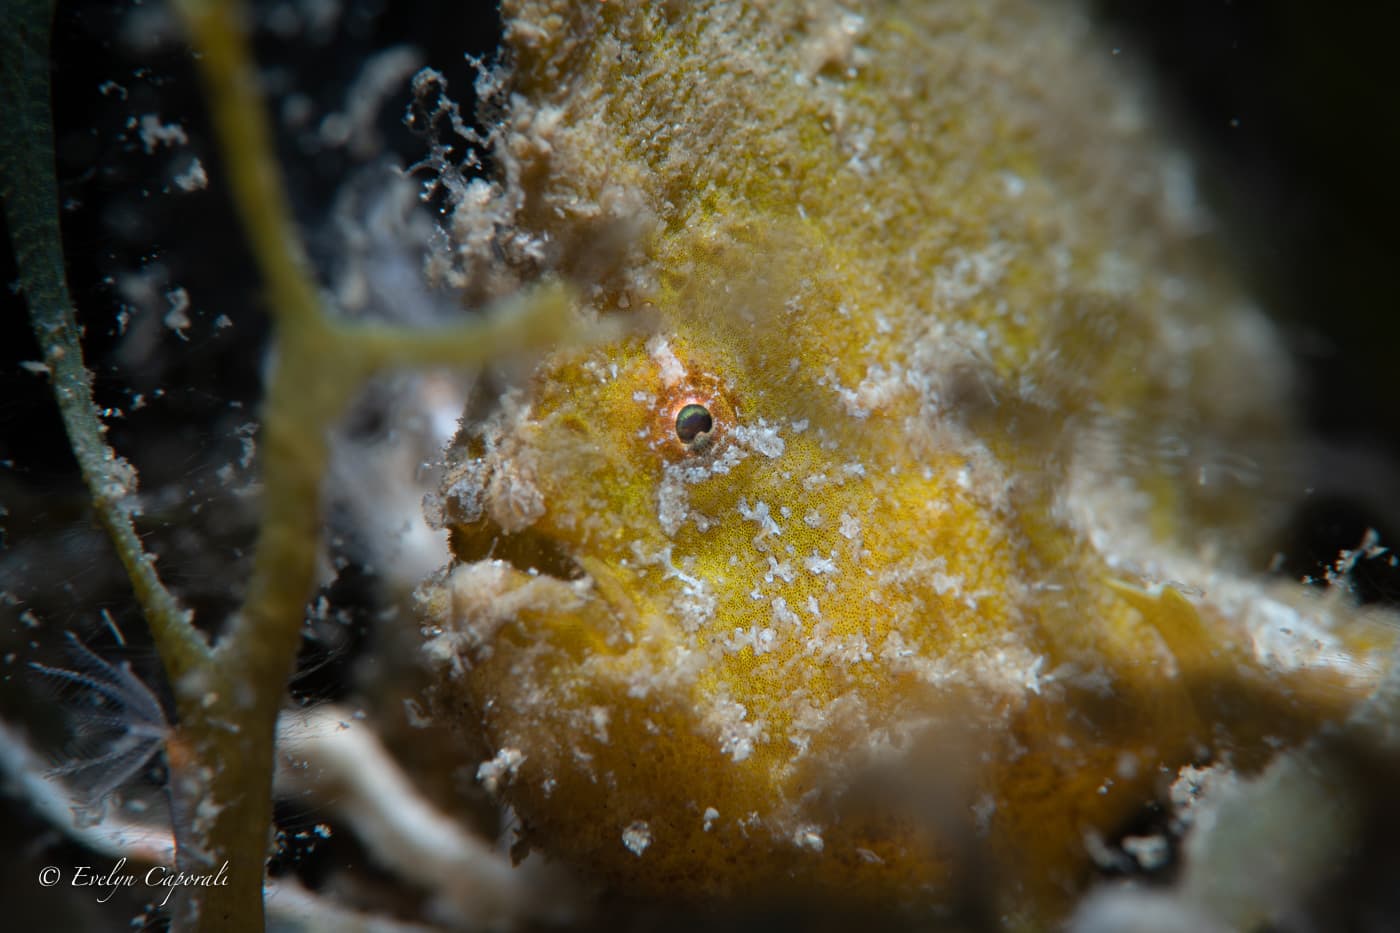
1;1;588;929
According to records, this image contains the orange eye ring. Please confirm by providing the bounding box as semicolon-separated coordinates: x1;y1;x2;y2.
649;370;736;460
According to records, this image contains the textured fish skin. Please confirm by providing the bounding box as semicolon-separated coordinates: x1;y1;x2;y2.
416;0;1394;919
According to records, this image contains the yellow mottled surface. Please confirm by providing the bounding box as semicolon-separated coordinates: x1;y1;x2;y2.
415;0;1394;922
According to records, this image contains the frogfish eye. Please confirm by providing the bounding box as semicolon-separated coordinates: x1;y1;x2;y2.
675;403;714;444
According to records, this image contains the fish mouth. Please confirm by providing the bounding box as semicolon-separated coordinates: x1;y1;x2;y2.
448;520;588;582
447;521;649;648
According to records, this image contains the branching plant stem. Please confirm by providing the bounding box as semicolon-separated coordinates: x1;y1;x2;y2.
3;1;590;929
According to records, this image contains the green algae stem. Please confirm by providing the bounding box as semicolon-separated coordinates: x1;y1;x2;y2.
0;0;211;695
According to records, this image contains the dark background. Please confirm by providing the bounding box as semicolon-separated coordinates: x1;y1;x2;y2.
2;1;1398;929
1093;2;1400;597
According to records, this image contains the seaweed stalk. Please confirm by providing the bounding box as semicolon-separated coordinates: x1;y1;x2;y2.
0;0;211;690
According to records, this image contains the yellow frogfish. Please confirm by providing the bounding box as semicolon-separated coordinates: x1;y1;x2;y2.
413;0;1395;921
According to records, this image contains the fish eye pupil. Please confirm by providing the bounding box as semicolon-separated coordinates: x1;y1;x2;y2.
675;404;713;444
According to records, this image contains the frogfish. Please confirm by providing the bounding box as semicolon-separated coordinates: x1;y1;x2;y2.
413;0;1395;922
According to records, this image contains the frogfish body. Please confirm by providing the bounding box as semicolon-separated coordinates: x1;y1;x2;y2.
415;0;1394;920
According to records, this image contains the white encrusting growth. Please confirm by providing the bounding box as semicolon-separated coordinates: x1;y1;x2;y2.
490;467;546;533
836;364;906;417
646;335;686;388
738;498;782;538
477;746;525;795
657;470;690;536
656;441;750;536
674;580;718;633
794;825;825;852
622;821;652;856
439;393;548;535
731;420;786;458
1212;589;1367;677
628;541;717;632
724;624;778;655
706;698;765;763
933;242;1016;307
